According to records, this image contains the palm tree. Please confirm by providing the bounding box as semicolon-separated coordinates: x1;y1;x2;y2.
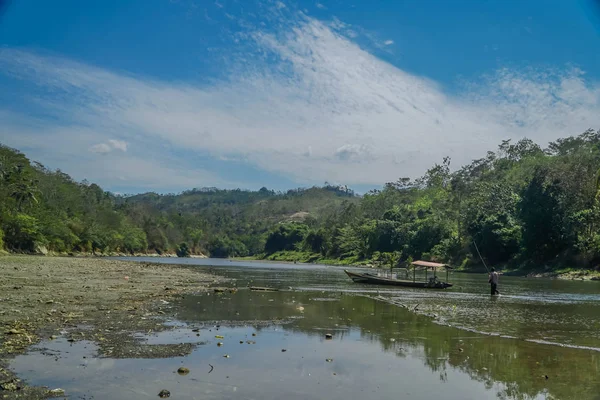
9;181;39;211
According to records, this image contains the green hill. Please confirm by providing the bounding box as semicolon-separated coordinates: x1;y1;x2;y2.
0;143;357;257
3;128;600;273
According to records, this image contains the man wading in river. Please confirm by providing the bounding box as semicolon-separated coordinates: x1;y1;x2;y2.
489;268;500;295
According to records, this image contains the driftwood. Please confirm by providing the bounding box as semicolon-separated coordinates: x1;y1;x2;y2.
249;286;279;292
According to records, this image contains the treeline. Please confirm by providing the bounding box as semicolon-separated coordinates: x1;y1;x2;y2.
266;128;600;270
0;143;355;257
0;145;147;255
2;129;600;270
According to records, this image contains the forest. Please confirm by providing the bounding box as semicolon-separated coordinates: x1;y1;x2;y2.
2;128;600;271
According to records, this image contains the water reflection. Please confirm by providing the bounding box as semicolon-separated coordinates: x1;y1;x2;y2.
175;290;600;400
122;256;600;349
10;289;600;400
10;257;589;400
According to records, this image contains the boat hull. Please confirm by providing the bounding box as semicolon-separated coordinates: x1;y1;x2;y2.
344;270;452;289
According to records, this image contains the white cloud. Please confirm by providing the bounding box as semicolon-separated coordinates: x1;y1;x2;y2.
89;143;112;154
89;139;127;154
0;120;230;191
335;144;374;162
108;139;128;152
384;40;394;46
0;12;599;190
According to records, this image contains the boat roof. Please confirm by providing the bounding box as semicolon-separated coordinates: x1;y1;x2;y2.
411;260;453;269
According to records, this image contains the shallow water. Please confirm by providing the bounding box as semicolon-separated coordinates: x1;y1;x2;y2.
9;258;600;399
125;257;600;349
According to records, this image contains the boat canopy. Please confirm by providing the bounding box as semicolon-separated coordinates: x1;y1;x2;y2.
410;260;453;269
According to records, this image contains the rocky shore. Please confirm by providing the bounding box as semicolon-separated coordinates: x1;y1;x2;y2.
0;256;223;399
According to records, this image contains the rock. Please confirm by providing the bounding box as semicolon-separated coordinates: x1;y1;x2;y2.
158;389;171;398
217;342;223;347
34;244;49;256
325;334;333;340
252;333;257;337
177;367;190;376
49;388;65;396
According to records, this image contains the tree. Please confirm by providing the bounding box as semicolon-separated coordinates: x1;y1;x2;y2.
377;251;403;272
4;130;600;271
1;213;44;252
302;228;328;255
176;242;191;258
519;169;570;261
264;223;309;254
9;181;39;211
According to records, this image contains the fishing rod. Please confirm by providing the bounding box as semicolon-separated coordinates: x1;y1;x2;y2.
472;240;490;273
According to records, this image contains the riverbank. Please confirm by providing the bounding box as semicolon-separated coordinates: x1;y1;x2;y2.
236;251;368;266
3;256;600;399
6;249;208;258
236;252;600;280
0;256;224;399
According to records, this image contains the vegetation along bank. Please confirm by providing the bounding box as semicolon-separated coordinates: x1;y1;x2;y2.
2;129;600;277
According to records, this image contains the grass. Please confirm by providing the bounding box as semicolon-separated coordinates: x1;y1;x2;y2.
237;251;368;267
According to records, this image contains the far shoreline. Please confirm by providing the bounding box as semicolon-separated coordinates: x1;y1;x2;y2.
3;250;600;281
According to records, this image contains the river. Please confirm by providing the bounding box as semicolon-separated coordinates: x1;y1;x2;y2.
9;258;600;399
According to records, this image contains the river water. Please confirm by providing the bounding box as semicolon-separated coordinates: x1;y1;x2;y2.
9;258;600;399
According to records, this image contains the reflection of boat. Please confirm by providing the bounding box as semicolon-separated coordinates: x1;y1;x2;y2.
344;260;453;289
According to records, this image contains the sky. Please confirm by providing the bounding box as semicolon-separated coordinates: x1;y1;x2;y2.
1;0;600;194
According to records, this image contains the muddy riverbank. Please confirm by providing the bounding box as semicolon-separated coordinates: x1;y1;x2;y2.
0;256;224;399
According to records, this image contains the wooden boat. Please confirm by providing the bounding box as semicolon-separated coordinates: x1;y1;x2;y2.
344;260;453;289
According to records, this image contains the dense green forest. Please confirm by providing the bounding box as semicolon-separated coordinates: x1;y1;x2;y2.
2;128;600;271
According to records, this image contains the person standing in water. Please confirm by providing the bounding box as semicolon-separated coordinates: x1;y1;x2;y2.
488;268;499;295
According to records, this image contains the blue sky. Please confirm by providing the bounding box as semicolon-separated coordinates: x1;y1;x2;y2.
1;0;599;194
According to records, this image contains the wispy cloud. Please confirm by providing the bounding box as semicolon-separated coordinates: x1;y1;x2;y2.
89;143;112;154
0;8;599;191
89;139;128;154
108;139;128;152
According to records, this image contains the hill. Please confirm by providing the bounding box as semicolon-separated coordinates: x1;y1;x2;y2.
0;143;357;257
3;128;600;273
